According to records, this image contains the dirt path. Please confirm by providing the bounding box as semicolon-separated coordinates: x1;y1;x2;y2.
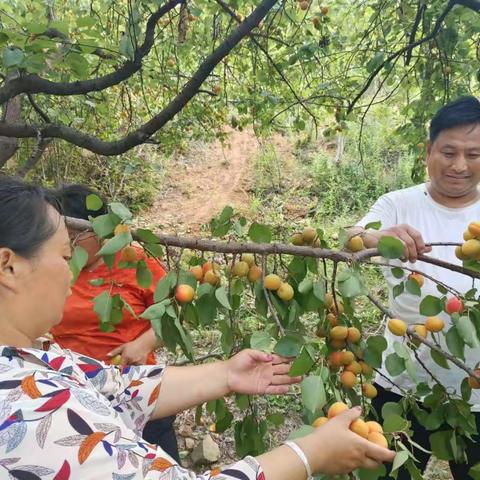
139;129;260;233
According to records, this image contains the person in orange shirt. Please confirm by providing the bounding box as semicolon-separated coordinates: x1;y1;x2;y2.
50;184;180;462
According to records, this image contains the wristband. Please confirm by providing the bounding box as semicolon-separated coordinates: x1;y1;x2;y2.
283;440;313;479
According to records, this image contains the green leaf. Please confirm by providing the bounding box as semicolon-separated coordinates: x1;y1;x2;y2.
266;413;285;426
377;236;404;259
215;286;232;310
429;431;455;460
391;267;404;279
69;246;88;283
338;268;366;298
136;228;161;244
468;462;480;480
289;347;315;376
301;375;326;413
385;353;406;376
248;222;272;243
136;259;153;288
391;450;409;472
405;278;421;296
419;295;442;316
250;331;274;352
364;335;387;368
446;327;466;361
154;271;176;302
141;301;167;320
365;221;382;230
312;281;326;301
93;290;112;325
274;333;304;357
431;349;450;369
358;465;387;480
298;277;313;294
393;282;404;298
91;214;117;238
383;413;409;432
86;194;103;211
109;202;133;221
3;47;24;67
97;232;132;256
456;316;480;348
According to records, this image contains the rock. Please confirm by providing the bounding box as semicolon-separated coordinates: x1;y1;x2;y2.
178;424;194;437
185;437;195;450
190;434;221;464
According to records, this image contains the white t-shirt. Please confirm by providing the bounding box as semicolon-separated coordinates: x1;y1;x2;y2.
357;183;480;410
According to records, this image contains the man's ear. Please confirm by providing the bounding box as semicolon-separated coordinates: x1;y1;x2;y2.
0;248;18;290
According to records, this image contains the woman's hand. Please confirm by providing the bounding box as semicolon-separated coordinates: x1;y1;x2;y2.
225;349;302;395
107;330;157;365
297;408;396;475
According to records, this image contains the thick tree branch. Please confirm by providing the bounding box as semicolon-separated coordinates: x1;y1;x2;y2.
405;0;426;66
0;0;277;155
0;0;181;106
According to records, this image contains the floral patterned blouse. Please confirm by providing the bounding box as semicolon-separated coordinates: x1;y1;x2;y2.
0;345;265;480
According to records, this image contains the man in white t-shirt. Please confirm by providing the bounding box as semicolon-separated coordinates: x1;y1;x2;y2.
350;96;480;479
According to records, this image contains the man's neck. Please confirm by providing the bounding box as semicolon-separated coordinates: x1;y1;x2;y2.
426;183;480;209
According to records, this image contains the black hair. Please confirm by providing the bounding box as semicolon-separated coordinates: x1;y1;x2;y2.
430;96;480;143
54;184;108;221
0;176;62;258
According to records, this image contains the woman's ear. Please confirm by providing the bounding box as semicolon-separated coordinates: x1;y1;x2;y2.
0;248;19;290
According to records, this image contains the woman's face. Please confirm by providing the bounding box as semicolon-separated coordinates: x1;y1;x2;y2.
18;207;73;338
69;230;101;268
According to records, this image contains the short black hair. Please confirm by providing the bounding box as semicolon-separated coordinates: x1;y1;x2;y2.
430;96;480;143
0;176;62;258
55;184;108;221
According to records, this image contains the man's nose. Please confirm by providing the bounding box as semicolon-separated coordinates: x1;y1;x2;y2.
451;154;468;172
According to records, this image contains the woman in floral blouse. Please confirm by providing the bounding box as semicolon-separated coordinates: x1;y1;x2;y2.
0;176;395;480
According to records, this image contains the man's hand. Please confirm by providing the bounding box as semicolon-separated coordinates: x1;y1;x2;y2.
363;224;432;263
225;349;302;395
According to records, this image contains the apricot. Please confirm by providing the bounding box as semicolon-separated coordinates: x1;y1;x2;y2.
350;418;369;438
324;292;334;308
330;339;346;350
241;253;255;267
340;351;355;366
347;236;364;252
312;16;321;27
345;361;362;375
212;85;221;95
264;274;282;291
328;351;343;369
302;227;317;244
425;316;444;333
291;233;304;246
468;369;480;389
167;57;175;67
204;270;220;286
362;383;378;399
347;327;361;343
321;5;329;15
315;326;326;338
409;272;424;288
232;261;249;278
468;221;480;237
278;282;294;301
326;313;338;327
446;296;464;315
365;421;383;433
299;0;309;10
120;246;138;263
248;265;262;283
190;265;203;282
387;318;407;336
208;423;216;433
368;432;388;448
202;261;220;274
464;229;475;241
330;301;344;315
327;401;349;419
413;324;428;338
110;354;122;365
462;239;480;258
114;224;130;236
330;326;348;341
312;416;329;428
455;246;469;261
340;371;357;388
359;361;373;376
175;284;195;303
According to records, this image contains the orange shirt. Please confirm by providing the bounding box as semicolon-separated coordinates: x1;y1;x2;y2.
51;247;166;364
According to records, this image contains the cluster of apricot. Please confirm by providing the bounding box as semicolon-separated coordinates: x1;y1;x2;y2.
312;402;388;448
318;293;377;398
290;227;321;247
456;222;480;261
263;273;295;302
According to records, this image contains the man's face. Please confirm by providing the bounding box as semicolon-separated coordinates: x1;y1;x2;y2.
426;124;480;199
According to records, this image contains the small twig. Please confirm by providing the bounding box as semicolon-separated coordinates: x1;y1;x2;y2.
261;255;285;336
